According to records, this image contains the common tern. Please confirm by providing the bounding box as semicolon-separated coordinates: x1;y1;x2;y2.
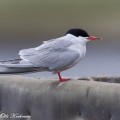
0;28;102;82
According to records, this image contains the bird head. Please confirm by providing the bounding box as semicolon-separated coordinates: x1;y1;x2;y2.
66;28;102;41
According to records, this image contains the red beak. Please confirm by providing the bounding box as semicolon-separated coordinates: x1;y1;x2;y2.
87;36;102;41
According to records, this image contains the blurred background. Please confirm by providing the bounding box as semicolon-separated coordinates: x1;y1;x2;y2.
0;0;119;78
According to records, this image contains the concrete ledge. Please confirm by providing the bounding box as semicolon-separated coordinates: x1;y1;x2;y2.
0;76;120;120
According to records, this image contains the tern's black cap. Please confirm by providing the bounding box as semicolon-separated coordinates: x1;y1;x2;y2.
66;28;90;37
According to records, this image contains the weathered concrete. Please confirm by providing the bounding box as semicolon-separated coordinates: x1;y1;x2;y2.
0;76;120;120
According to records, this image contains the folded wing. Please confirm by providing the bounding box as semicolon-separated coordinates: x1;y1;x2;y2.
19;37;80;71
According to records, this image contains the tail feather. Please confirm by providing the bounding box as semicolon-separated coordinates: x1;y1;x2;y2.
0;58;34;68
0;58;21;64
0;63;34;68
0;58;49;74
0;59;36;74
0;67;38;74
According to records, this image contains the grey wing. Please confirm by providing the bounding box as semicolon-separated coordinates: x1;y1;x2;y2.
19;37;79;70
19;36;72;56
20;49;80;70
48;50;80;71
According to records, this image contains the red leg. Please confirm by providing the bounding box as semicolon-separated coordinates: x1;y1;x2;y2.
57;72;70;82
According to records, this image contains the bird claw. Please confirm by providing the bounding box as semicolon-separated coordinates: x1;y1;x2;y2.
60;78;70;82
57;72;70;82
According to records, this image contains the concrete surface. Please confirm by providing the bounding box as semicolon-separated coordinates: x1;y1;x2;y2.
0;76;120;120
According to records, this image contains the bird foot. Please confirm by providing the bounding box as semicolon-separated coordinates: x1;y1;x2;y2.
59;78;70;82
57;72;70;82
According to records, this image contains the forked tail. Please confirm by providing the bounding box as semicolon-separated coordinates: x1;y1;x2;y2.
0;58;38;74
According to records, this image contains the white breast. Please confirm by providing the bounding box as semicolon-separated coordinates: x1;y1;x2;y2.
69;42;86;59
